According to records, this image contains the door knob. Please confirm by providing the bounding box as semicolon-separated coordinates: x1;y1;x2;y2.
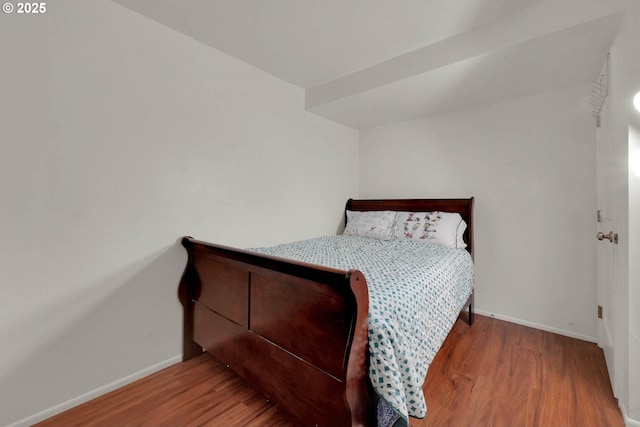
597;231;618;244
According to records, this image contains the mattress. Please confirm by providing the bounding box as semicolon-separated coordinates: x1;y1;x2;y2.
249;235;474;425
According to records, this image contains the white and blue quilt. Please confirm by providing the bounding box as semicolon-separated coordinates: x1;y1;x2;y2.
249;235;473;426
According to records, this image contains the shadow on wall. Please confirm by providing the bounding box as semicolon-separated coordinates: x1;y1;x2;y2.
1;240;187;426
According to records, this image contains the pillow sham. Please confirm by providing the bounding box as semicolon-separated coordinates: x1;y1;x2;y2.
392;211;467;249
343;210;397;240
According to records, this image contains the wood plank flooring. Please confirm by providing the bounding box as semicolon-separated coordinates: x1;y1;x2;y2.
35;315;624;427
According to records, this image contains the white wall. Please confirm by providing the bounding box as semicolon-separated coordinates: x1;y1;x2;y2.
623;0;640;423
628;123;640;423
359;85;597;341
0;1;358;425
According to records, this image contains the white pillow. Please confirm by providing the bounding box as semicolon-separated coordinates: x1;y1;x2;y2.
393;211;467;249
343;210;397;240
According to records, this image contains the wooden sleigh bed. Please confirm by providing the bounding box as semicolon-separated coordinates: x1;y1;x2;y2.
178;198;475;426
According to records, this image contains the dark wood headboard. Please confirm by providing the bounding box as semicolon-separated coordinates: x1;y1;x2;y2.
345;198;475;259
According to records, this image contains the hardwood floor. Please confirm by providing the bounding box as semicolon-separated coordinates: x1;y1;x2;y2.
418;315;623;427
35;315;624;427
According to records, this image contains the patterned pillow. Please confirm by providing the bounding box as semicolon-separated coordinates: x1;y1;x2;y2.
393;211;467;248
343;210;397;240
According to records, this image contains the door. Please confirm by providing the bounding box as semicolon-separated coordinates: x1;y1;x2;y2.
596;92;616;382
595;48;622;399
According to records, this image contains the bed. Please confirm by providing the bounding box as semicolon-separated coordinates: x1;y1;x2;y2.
178;198;475;426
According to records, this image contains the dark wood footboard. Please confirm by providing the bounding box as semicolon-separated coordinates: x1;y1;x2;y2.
178;237;376;426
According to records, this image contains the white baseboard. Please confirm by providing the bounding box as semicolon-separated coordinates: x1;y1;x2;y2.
474;309;597;343
621;403;640;427
7;354;182;427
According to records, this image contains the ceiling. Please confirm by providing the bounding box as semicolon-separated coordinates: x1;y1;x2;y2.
111;0;624;129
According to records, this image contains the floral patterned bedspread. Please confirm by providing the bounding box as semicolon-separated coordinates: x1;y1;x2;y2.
249;235;474;426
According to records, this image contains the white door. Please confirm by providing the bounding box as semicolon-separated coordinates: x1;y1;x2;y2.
595;48;622;399
596;92;616;382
